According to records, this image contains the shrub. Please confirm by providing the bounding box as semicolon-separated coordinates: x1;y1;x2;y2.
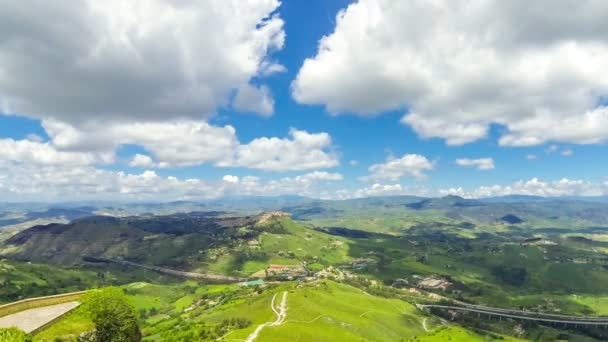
82;287;141;342
0;327;31;342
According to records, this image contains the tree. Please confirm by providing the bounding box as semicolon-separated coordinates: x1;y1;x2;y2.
0;327;31;342
82;287;141;342
491;265;528;287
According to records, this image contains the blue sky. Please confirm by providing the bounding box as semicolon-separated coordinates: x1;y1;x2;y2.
0;0;607;201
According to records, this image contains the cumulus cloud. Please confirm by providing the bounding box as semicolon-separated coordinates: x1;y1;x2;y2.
44;120;239;168
41;121;338;171
222;175;240;184
0;0;284;122
347;183;431;199
128;154;168;168
292;0;608;146
364;154;433;181
441;178;608;198
0;160;344;201
218;128;339;171
0;138;113;166
455;158;495;170
215;171;344;199
0;164;220;201
355;183;403;197
232;84;275;116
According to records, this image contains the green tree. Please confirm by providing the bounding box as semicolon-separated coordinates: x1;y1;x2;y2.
0;327;31;342
83;287;141;342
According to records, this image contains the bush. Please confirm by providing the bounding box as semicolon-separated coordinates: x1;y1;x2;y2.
491;265;528;287
0;327;31;342
82;287;141;342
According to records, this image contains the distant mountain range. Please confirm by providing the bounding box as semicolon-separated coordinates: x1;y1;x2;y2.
2;194;608;231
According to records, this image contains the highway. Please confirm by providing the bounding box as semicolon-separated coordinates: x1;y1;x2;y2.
93;257;247;283
417;304;608;327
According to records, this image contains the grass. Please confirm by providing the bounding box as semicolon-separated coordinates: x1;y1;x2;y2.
412;326;526;342
32;306;94;342
570;295;608;315
256;282;426;341
12;214;608;341
186;280;426;341
257;219;352;265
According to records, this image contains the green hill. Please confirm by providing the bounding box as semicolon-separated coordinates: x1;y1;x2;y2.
34;280;525;342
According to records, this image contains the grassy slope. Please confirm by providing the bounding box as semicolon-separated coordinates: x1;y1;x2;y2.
202;218;352;276
413;326;525;342
246;281;426;341
37;279;516;342
33;306;94;342
0;260;103;304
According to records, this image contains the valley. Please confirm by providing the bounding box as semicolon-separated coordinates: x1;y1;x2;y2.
2;196;608;341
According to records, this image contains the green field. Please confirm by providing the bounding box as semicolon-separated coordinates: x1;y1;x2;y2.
5;202;608;341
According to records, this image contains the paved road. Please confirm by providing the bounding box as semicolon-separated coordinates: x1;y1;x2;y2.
99;258;247;283
418;304;608;326
0;301;80;333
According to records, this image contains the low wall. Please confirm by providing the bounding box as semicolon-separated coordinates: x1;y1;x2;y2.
0;291;86;318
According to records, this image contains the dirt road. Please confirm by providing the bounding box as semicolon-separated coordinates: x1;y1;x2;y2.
245;291;288;342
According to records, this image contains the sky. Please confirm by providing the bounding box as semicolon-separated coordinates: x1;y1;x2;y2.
1;0;608;202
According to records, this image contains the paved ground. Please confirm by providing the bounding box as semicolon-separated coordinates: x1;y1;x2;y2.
0;301;80;333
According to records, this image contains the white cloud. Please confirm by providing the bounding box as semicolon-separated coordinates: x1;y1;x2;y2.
44;120;239;168
292;0;608;146
26;134;43;143
222;171;343;198
232;84;274;116
442;178;608;198
0;138;112;166
561;149;574;156
0;160;345;201
218;128;339;171
0;0;284;122
348;183;431;199
546;145;559;154
0;164;219;201
349;160;358;166
455;158;495;170
364;154;433;181
296;171;343;182
129;154;159;168
42;121;338;171
355;183;402;197
222;175;240;184
526;154;538;160
439;187;467;198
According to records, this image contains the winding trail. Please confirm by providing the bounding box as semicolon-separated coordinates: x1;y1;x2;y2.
245;291;288;342
421;318;430;332
285;314;328;324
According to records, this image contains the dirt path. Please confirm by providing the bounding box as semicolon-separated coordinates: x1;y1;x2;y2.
422;318;429;332
245;291;288;342
0;301;80;333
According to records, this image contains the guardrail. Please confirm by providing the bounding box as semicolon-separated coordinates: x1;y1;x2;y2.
418;304;608;327
90;257;247;283
0;291;86;318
